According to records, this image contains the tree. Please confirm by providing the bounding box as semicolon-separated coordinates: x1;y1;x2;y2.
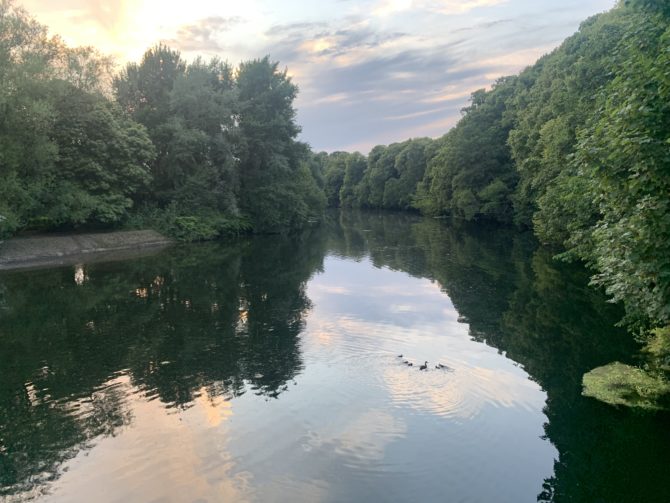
507;9;632;228
419;79;517;222
339;152;366;207
114;44;186;202
568;7;670;329
42;82;154;226
323;152;348;207
0;0;153;234
236;56;323;230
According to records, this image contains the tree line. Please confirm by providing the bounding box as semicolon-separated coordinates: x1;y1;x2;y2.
315;0;669;353
0;0;325;241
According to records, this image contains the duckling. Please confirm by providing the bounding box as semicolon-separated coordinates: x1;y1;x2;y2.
419;361;428;371
405;361;414;367
397;354;403;358
436;363;451;370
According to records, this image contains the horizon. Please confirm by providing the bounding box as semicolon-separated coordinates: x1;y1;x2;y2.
21;0;614;153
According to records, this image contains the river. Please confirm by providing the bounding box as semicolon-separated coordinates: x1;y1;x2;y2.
1;211;668;502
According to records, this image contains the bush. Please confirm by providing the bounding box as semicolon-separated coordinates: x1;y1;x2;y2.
125;204;251;242
0;212;19;240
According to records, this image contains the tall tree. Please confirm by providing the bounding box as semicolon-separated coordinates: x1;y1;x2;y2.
339;152;367;207
236;56;324;230
114;44;186;202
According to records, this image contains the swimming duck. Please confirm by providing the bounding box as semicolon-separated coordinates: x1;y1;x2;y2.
436;363;450;370
397;354;403;358
419;361;428;371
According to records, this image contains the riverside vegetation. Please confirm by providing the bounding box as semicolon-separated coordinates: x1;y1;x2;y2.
0;0;668;407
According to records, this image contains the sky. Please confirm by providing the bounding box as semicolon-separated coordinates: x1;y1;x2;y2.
21;0;615;153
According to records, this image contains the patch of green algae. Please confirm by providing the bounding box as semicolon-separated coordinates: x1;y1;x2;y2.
582;328;670;410
582;362;670;410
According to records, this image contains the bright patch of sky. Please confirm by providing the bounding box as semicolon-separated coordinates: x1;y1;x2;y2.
21;0;614;152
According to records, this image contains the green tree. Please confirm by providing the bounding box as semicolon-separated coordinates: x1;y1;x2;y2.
0;1;153;235
507;10;632;228
42;82;154;227
114;44;187;203
568;8;670;329
339;152;366;207
323;152;348;207
419;80;517;222
236;56;324;230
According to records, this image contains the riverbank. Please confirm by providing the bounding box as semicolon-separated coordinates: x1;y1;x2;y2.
0;230;173;271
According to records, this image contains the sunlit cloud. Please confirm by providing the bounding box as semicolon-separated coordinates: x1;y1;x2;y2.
383;106;455;121
168;16;245;52
418;87;480;104
373;0;413;17
304;93;354;107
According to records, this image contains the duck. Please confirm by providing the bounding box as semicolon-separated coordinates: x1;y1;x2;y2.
397;354;403;358
435;363;452;371
404;361;413;367
419;361;428;371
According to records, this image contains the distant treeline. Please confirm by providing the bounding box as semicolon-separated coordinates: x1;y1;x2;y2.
0;0;325;241
315;0;670;339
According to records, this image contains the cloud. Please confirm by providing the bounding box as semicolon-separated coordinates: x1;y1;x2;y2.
265;21;329;37
421;0;510;15
373;0;510;17
262;19;408;66
169;16;244;52
282;36;498;151
257;5;579;152
373;0;413;17
22;0;129;30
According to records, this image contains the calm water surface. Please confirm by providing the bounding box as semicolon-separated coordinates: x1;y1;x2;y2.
1;212;668;502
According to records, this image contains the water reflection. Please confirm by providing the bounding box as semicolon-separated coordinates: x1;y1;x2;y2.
0;230;325;499
327;211;670;503
0;212;668;502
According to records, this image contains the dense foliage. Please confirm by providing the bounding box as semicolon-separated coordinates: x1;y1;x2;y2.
112;46;325;237
0;1;323;240
315;137;435;211
0;1;153;236
416;82;517;222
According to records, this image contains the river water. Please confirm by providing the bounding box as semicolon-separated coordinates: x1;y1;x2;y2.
1;211;668;502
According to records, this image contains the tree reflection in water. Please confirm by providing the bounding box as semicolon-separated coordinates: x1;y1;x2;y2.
0;228;325;496
331;211;670;503
1;212;668;502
